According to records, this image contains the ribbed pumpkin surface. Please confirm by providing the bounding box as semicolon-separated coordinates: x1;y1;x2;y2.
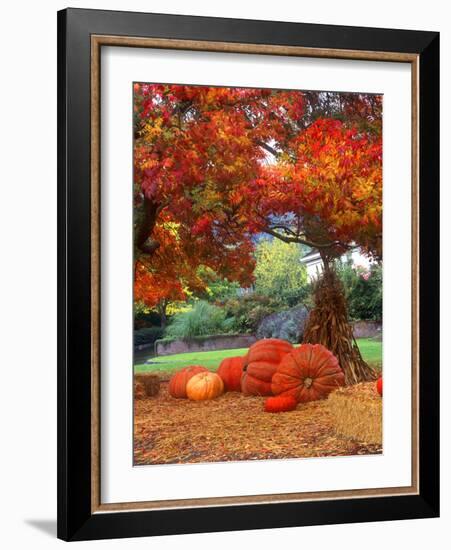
241;338;293;396
272;344;344;403
168;365;208;398
217;356;245;392
186;372;224;401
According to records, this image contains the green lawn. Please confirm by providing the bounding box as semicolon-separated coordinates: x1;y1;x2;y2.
134;337;381;374
356;337;382;369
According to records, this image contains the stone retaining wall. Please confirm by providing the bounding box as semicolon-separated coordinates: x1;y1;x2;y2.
351;320;382;339
155;334;257;356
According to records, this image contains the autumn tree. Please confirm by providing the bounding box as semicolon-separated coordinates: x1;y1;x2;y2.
133;83;382;383
133;83;304;314
247;112;382;383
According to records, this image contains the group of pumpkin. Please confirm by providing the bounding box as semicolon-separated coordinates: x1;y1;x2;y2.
168;338;354;412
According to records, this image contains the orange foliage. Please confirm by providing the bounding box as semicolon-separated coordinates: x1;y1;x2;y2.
133;84;382;311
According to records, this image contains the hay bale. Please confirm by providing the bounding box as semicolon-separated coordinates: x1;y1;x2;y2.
134;380;147;400
326;382;382;445
135;373;160;397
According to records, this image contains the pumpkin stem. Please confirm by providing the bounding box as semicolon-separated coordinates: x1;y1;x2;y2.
304;377;313;388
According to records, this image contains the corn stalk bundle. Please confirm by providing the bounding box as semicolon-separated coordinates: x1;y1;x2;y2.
303;267;377;385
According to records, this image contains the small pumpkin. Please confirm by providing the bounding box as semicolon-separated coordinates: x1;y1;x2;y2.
168;365;208;398
186;371;224;401
217;356;245;392
241;338;293;396
272;343;345;403
264;395;297;413
376;376;383;396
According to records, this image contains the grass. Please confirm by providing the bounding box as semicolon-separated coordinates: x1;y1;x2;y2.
355;337;382;370
134;337;382;374
134;347;250;374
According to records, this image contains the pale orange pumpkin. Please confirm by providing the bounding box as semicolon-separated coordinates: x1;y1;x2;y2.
186;371;224;401
168;365;208;398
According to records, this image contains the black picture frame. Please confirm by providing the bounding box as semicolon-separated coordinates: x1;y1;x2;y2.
57;7;439;542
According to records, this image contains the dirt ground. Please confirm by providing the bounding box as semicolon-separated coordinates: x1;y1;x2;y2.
134;380;382;465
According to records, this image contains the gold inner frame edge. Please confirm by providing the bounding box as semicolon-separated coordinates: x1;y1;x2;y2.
90;35;420;514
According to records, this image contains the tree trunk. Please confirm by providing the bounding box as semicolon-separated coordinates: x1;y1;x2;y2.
302;266;377;385
159;302;168;329
135;197;161;256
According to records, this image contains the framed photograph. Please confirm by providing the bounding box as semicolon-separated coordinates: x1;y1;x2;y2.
57;8;439;541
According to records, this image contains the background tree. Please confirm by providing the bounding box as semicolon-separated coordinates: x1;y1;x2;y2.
254;238;309;306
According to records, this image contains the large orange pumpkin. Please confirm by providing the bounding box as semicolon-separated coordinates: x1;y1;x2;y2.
168;365;208;398
217;356;245;392
241;338;293;396
271;344;345;403
186;372;224;401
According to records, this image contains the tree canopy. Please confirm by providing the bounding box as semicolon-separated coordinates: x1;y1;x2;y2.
133;84;382;312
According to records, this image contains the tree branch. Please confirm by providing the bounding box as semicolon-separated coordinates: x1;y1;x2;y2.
263;226;350;250
267;224;299;237
256;140;280;157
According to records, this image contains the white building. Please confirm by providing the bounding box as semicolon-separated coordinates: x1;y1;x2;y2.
301;248;373;281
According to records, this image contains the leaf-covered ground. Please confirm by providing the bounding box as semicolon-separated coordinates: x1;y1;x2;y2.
134;381;382;465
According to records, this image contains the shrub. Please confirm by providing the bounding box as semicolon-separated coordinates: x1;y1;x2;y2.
165;301;234;338
133;307;162;329
256;305;309;343
134;326;165;347
350;264;382;321
336;261;382;321
218;294;281;334
196;267;241;302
